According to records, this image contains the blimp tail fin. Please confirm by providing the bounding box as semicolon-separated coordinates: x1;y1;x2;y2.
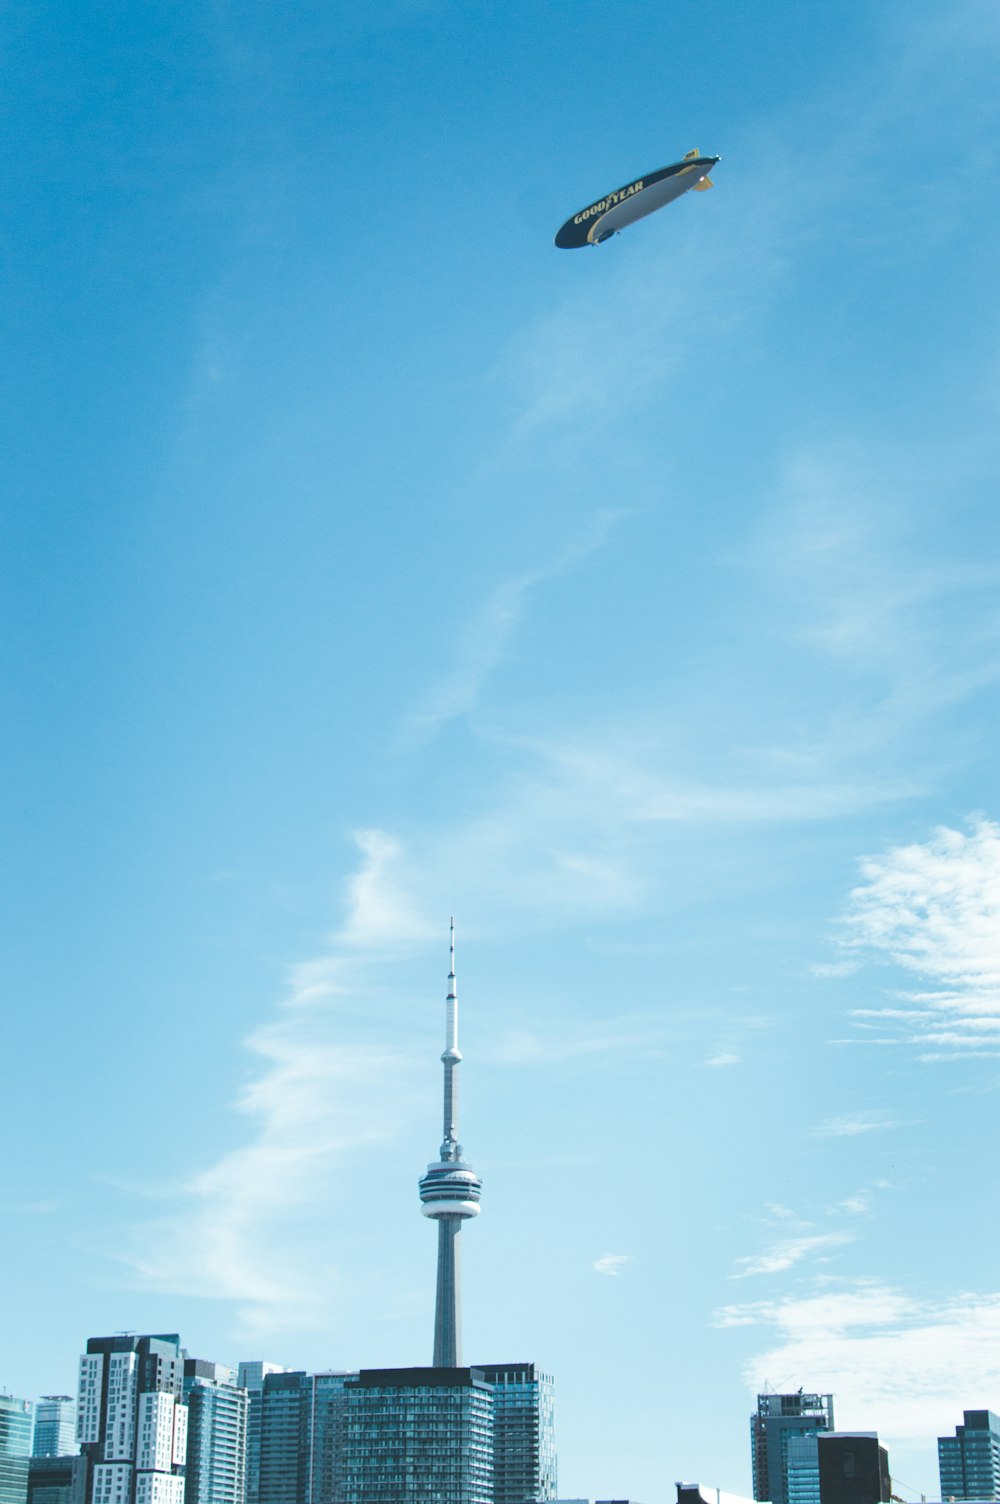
692;176;713;190
683;148;700;159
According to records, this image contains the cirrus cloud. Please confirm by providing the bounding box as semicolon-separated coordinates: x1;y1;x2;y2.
839;819;1000;1058
593;1253;632;1277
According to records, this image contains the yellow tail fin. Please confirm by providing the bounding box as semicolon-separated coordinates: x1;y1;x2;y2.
692;175;713;190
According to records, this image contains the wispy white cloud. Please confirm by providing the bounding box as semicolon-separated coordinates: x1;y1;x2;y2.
593;1254;632;1277
733;1194;878;1282
488;1019;672;1066
337;829;432;949
825;1181;889;1218
811;1110;899;1138
305;728;913;975
124;1002;420;1330
847;819;1000;983
717;1280;1000;1442
403;510;624;745
838;819;1000;1058
120;830;438;1332
748;442;1000;772
834;1189;874;1216
705;1052;740;1068
510;736;915;834
733;1232;854;1279
509;253;713;439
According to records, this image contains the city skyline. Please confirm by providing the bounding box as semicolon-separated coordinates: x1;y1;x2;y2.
7;1344;1000;1504
4;0;1000;1499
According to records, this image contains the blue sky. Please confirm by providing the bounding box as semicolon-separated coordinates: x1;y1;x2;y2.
4;0;1000;1498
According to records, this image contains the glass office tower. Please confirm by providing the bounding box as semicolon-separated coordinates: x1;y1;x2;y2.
0;1397;33;1504
939;1411;1000;1500
786;1435;822;1504
751;1393;835;1504
32;1403;76;1461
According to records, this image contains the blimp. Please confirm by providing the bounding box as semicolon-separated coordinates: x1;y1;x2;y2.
555;149;720;248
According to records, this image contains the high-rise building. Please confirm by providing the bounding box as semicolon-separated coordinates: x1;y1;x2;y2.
474;1365;556;1504
418;923;483;1368
307;1375;352;1504
234;1366;283;1504
787;1434;822;1504
32;1403;76;1460
182;1362;247;1504
818;1435;890;1504
252;1361;554;1504
938;1411;1000;1500
340;1368;493;1504
0;1397;33;1504
751;1393;835;1504
254;1371;356;1504
28;1457;87;1504
257;1374;309;1504
77;1334;188;1504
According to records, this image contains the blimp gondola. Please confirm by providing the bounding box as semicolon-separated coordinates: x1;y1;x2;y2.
554;149;720;249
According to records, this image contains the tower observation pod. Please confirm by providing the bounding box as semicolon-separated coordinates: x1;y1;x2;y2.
418;920;482;1367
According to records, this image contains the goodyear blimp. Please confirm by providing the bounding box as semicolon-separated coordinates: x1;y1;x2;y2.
555;149;720;248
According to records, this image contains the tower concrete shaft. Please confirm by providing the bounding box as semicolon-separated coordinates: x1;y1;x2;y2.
433;1218;462;1367
417;921;482;1367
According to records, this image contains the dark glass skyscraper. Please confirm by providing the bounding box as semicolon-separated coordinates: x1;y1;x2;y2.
751;1393;835;1504
939;1411;1000;1500
27;1458;86;1504
818;1435;890;1504
257;1375;309;1504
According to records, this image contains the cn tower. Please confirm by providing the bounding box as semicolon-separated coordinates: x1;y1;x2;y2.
418;920;483;1367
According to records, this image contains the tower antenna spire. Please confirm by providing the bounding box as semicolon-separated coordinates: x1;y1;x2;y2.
442;916;460;1159
418;920;483;1367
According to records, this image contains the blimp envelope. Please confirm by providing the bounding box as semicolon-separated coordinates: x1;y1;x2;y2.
555;151;720;248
